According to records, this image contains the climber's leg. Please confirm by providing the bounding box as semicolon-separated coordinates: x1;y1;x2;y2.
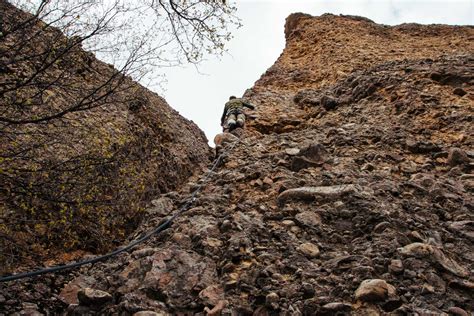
236;113;245;127
226;114;237;131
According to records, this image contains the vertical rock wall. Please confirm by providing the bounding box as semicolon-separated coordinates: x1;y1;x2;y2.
2;12;473;316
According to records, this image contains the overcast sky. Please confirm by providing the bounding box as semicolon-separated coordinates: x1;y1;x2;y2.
157;0;473;145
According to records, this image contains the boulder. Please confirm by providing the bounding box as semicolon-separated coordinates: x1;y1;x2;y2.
59;276;96;305
354;279;396;302
265;292;280;309
297;242;320;258
214;132;239;148
295;211;322;228
77;288;112;307
290;143;329;171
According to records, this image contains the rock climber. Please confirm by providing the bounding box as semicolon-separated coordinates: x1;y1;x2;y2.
220;96;255;132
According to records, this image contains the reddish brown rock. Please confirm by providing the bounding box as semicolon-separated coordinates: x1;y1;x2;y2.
59;276;96;305
3;6;473;316
77;288;112;307
199;284;224;306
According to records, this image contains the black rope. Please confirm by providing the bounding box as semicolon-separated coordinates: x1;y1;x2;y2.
0;139;239;282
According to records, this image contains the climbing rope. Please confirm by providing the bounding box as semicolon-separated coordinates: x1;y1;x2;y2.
0;138;240;283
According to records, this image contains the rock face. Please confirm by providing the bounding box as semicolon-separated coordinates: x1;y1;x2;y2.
0;0;210;273
2;11;473;316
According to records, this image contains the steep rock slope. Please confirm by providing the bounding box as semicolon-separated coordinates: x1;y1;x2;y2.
0;0;210;274
247;13;473;134
2;13;473;316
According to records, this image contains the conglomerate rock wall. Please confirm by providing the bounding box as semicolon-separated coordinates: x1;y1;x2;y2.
0;0;211;274
2;13;473;316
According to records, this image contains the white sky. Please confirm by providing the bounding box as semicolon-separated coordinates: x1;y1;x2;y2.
157;0;473;144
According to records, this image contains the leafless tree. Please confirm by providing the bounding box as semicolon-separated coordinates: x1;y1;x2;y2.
1;0;239;123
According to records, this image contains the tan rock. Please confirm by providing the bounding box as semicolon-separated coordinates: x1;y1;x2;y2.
354;279;396;302
285;148;300;155
388;259;404;274
281;219;295;227
263;176;274;185
295;211;322;228
199;284;224;306
297;242;320;258
278;184;358;205
320;302;351;313
148;197;174;216
290;226;301;233
133;312;168;316
265;292;280;309
409;231;425;242
214;132;238;148
132;247;156;259
203;237;223;248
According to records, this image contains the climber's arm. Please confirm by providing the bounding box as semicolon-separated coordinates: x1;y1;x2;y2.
243;102;255;110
